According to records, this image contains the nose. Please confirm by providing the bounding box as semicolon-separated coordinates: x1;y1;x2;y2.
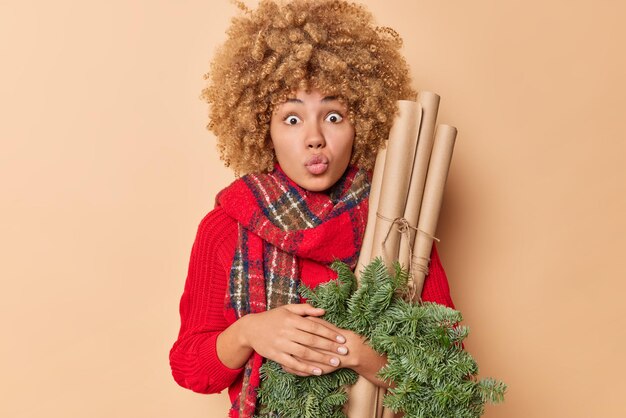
305;122;326;149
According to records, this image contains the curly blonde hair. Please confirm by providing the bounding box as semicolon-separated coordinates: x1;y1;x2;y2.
203;0;416;175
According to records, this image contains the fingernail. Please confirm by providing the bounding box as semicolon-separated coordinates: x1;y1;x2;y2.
337;346;348;355
312;368;322;376
336;335;346;343
330;358;340;366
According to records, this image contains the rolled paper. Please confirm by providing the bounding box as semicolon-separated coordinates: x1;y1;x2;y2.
346;100;457;418
369;101;422;265
377;387;387;417
398;91;440;269
377;93;440;418
381;402;397;418
368;125;456;418
344;377;380;417
410;124;457;300
355;148;387;278
346;101;421;418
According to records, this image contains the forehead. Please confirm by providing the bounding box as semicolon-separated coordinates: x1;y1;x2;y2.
282;88;346;107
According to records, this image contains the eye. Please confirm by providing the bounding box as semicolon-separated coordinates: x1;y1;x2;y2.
325;112;343;123
283;115;302;125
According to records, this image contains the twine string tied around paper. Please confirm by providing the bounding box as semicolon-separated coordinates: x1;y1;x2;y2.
377;212;440;300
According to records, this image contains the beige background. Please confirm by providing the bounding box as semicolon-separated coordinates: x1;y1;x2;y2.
1;0;625;417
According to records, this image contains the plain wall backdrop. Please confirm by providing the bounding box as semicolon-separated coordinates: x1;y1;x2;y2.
1;0;625;417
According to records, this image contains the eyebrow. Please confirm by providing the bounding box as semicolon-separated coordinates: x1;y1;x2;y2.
285;95;339;104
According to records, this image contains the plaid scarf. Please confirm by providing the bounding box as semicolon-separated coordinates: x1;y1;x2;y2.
217;165;370;417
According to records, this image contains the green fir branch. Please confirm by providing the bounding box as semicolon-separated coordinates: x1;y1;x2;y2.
256;258;506;417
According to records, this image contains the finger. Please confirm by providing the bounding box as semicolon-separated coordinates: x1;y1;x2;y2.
305;316;341;332
286;339;343;368
304;317;351;343
282;303;325;317
291;355;341;375
278;352;326;376
295;316;346;344
292;328;349;356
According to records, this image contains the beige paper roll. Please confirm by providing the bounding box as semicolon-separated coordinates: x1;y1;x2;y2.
381;402;399;418
377;93;440;418
346;103;456;418
410;124;457;299
373;124;456;418
369;101;422;265
398;92;440;269
343;376;380;417
375;91;440;418
355;148;387;278
345;101;421;418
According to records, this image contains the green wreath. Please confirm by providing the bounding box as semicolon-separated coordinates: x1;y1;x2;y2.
256;259;506;417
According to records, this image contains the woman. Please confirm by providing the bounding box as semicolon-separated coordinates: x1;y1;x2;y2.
169;1;455;416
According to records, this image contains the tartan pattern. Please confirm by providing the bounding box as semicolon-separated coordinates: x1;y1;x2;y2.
264;242;300;308
217;165;370;417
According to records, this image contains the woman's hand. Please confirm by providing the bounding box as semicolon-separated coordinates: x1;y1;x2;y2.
239;303;350;376
301;317;390;388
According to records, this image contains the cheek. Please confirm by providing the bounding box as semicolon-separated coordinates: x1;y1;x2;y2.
268;125;288;156
341;131;356;162
271;137;293;159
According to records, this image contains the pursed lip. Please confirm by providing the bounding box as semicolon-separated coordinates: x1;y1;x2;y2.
304;154;330;175
305;154;329;166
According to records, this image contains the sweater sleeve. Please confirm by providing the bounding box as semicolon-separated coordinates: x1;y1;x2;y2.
420;243;455;309
169;207;243;394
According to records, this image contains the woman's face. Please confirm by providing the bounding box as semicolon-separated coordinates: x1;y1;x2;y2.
269;88;355;192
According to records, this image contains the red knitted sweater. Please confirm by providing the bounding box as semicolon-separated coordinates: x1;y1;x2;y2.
169;206;455;404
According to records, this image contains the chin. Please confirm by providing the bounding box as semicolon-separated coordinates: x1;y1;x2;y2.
299;177;335;193
301;182;328;192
